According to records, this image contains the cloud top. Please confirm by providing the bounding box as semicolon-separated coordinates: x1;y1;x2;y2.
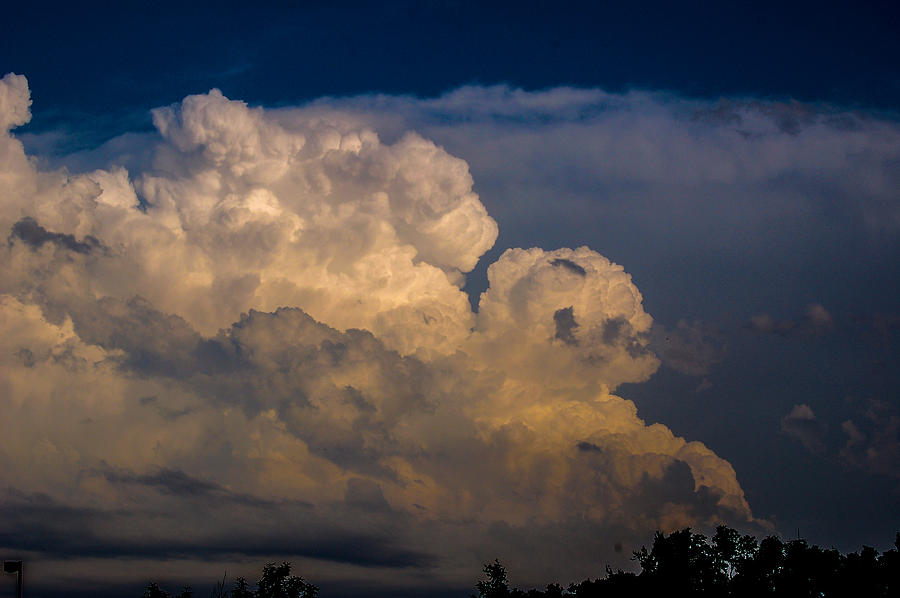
0;73;30;130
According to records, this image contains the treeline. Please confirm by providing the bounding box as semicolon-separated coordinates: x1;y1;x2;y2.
141;526;898;597
142;562;317;598
474;526;900;597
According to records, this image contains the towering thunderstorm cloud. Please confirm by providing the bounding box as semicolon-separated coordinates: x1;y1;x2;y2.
0;73;756;590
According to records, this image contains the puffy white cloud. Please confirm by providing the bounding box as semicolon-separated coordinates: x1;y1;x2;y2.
0;73;30;130
469;246;659;397
5;82;498;357
0;74;759;592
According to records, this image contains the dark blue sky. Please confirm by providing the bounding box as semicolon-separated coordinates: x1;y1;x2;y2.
4;0;899;144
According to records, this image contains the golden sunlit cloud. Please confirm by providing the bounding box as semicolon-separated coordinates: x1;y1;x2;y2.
0;73;758;589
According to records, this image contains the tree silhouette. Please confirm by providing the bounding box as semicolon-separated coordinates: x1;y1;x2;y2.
141;582;192;598
474;559;511;598
142;563;315;598
473;526;899;597
711;524;756;581
255;562;318;598
231;577;253;598
635;528;726;595
141;582;168;598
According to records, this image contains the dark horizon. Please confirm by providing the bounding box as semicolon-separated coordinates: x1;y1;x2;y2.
8;526;899;597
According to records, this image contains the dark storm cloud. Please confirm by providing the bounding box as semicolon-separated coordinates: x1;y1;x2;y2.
553;306;579;346
0;486;430;567
57;293;430;417
576;441;603;453
600;317;630;346
550;258;586;277
581;317;649;361
102;466;220;496
344;478;393;513
9;216;103;254
0;488;106;555
95;466;285;508
72;296;202;378
568;436;751;533
631;460;726;522
343;386;378;414
67;301;436;479
138;395;193;421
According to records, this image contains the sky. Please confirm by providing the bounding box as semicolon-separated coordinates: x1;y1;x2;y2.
0;1;898;596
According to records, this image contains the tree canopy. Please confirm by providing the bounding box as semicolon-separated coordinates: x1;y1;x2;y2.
143;561;317;598
473;526;899;598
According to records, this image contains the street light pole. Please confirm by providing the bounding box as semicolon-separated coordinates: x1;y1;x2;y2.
3;561;23;598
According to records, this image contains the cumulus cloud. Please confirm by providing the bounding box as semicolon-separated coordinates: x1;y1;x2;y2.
840;400;900;478
780;404;828;454
778;398;899;480
650;319;726;378
472;246;659;392
0;73;760;592
0;73;30;129
748;303;836;338
6;81;498;358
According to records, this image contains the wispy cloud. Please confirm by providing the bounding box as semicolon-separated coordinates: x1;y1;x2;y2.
748;304;836;338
